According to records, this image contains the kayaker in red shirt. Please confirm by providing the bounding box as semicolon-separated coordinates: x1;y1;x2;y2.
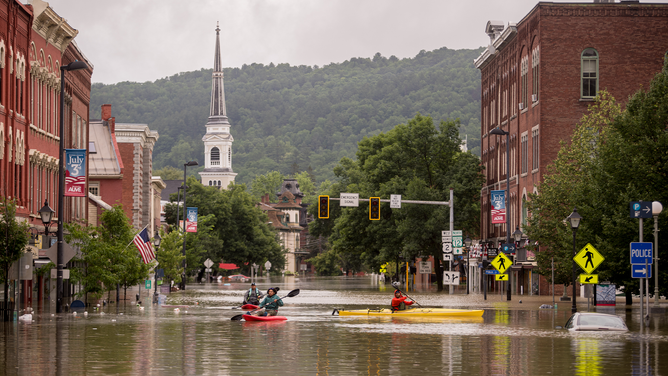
391;290;414;311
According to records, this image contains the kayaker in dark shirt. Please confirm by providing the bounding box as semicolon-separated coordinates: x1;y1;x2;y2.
251;287;284;316
391;290;414;311
244;283;263;305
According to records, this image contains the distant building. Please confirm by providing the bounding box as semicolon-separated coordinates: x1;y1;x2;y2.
200;22;236;189
475;1;668;295
88;104;160;235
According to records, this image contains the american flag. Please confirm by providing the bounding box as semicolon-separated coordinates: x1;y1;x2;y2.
133;228;155;264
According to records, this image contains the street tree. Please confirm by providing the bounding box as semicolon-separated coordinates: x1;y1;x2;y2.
0;197;30;307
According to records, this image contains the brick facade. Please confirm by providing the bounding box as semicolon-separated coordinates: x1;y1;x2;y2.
476;2;668;295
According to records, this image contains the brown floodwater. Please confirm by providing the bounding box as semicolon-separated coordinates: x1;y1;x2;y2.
2;276;667;375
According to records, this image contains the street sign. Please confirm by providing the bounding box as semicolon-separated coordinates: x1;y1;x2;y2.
443;271;460;285
487;248;498;258
145;280;152;289
574;243;604;274
204;258;214;268
390;194;401;209
452;236;463;248
484;269;499;275
630;242;653;265
442;243;452;253
205;268;212;273
491;253;512;274
453;247;463;255
495;274;509;281
419;261;432;274
452;230;463;236
632;264;652;278
579;274;599;284
442;231;451;237
443;253;453;261
340;193;359;207
264;261;272;270
630;201;652;219
442;236;452;243
501;243;516;254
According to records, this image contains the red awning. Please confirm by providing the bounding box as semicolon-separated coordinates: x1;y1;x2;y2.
219;263;239;270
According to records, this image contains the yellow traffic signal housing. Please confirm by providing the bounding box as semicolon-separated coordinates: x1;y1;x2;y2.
318;195;329;219
369;197;380;220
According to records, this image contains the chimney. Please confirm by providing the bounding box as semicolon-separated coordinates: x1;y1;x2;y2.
101;104;112;121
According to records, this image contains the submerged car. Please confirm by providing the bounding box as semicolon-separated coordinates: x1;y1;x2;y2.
564;312;628;332
228;274;249;282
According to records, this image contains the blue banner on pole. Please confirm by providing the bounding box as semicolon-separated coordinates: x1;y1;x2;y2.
186;207;198;233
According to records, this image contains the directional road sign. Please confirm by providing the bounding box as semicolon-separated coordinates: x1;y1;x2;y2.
630;242;653;265
442;236;452;243
442;243;452;253
443;271;460;285
632;264;652;278
443;253;453;262
574;243;604;274
484;269;499;275
501;243;516;254
452;236;463;248
491;253;512;274
453;247;463;255
495;274;509;281
442;231;451;237
630;201;652;219
579;274;599;284
452;230;463;236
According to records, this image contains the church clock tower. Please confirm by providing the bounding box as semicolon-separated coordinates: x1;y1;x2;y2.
200;22;236;188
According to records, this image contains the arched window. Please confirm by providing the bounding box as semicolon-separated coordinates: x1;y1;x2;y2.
208;180;212;186
581;48;599;98
217;180;221;186
521;195;528;228
211;147;220;165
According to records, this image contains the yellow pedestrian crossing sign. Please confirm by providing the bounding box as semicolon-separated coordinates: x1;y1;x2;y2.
495;274;509;281
574;243;604;274
579;274;598;284
491;253;512;274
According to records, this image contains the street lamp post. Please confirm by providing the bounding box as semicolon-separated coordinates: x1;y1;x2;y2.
464;236;472;294
566;207;582;314
57;60;88;313
512;227;523;294
153;232;162;302
38;200;55;236
653;201;663;307
181;160;198;290
490;127;511;301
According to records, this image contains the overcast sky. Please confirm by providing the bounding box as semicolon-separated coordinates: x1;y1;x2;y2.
44;0;569;85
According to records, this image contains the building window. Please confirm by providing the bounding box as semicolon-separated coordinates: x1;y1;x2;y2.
89;182;99;196
532;46;540;102
521;132;528;174
520;55;528;110
211;147;220;165
532;127;539;171
581;48;598;98
521;195;528;227
89;141;97;154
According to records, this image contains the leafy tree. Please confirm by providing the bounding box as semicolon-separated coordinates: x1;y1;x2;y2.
155;229;185;285
294;171;317;204
0;197;30;307
154;166;183;180
250;171;284;203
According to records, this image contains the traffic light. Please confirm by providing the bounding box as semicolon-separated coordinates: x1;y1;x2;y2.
318;195;329;219
369;197;380;220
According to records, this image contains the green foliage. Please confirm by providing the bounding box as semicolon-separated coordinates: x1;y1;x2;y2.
250;171;284;203
155;229;185;284
0;197;30;304
306;250;343;276
310;114;483;291
154;166;183;180
90;47;483;186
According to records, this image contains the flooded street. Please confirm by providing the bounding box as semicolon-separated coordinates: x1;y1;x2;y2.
2;276;668;375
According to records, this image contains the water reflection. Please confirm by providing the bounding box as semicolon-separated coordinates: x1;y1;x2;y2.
2;277;668;375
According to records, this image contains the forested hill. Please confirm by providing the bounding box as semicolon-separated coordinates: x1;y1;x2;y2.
90;47;484;186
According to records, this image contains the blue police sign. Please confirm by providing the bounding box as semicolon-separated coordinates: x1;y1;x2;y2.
630;242;653;265
485;270;500;275
630;201;652;219
632;264;652;278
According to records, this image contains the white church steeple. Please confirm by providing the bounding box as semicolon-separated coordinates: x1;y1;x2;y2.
200;22;236;189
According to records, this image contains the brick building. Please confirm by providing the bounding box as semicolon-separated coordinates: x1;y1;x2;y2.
475;1;668;295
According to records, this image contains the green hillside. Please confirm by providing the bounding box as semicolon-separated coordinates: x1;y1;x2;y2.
90;47;483;185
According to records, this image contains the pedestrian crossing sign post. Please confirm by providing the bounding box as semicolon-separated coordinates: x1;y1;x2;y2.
491;253;512;274
495;274;509;281
574;243;604;274
579;274;599;284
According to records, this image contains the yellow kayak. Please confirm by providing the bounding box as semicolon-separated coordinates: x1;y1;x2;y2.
334;308;484;317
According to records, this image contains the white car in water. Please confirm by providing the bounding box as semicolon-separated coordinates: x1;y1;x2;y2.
564;312;628;332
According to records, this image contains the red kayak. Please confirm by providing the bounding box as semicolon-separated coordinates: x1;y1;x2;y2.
241;304;259;310
242;314;287;321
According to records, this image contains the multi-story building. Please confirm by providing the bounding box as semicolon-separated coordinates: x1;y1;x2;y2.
475;0;668;295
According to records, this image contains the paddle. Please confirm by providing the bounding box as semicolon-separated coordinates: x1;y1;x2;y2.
391;282;423;308
230;289;300;321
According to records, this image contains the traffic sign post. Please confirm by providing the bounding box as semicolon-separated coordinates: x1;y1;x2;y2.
443;253;453;261
630;201;652;219
630;242;653;265
484;269;499;275
442;243;452;253
491;253;512;274
579;274;598;284
574;243;604;274
495;274;509;281
501;243;516;254
632;264;652;278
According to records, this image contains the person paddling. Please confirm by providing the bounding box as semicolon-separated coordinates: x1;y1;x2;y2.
391;290;414;311
251;287;283;316
244;283;263;305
